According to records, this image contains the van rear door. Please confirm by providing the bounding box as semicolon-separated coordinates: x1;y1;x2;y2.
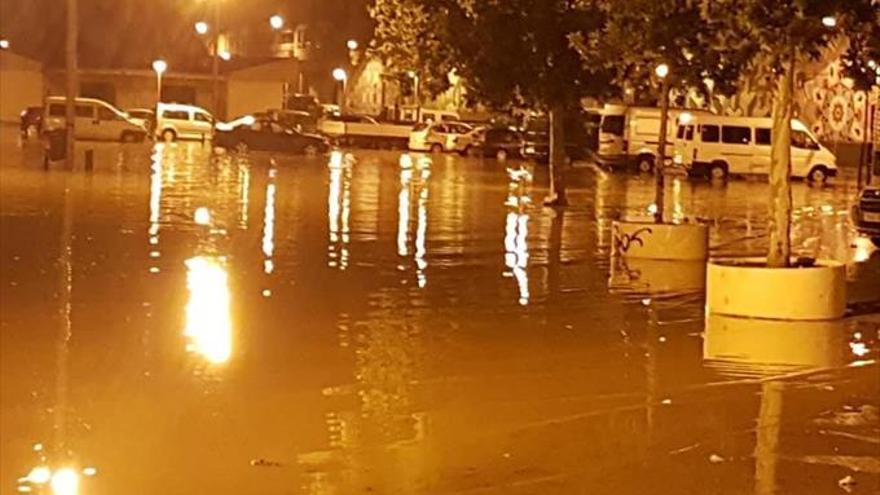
720;125;753;174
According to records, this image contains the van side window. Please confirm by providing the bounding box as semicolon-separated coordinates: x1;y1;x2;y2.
755;128;771;145
721;126;751;144
194;112;212;123
164;110;190;120
49;105;65;117
601;115;625;136
701;125;719;143
676;125;685;139
76;105;94;118
792;130;819;150
685;125;694;140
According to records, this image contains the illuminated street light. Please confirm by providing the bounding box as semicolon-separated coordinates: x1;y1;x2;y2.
219;51;231;61
50;468;79;495
0;39;9;49
27;466;51;485
332;68;347;82
655;63;669;79
152;59;167;105
269;15;284;30
195;21;209;35
821;16;837;28
347;39;359;50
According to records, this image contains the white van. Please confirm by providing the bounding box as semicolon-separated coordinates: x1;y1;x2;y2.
155;103;215;141
597;104;712;172
673;114;838;182
398;106;461;124
43;97;148;142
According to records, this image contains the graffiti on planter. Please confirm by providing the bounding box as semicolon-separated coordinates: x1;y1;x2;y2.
612;224;653;257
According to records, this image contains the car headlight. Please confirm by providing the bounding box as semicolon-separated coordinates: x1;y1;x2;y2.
524;146;536;154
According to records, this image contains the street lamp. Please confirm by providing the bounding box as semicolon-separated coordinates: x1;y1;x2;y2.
50;468;79;495
821;16;837;28
0;39;9;50
194;21;208;35
654;62;671;223
346;39;358;51
152;59;167;106
269;15;284;30
219;51;231;61
332;68;347;113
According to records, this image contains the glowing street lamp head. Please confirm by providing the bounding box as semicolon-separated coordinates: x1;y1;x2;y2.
270;15;284;30
0;39;9;49
50;469;79;495
194;21;209;35
346;39;359;50
655;63;669;79
219;51;231;61
152;59;167;75
332;68;347;81
821;16;837;28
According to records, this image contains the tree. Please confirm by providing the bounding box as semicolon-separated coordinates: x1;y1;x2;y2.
370;0;615;205
703;0;878;267
840;4;880;91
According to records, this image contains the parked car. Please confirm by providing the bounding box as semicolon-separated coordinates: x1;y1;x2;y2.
155;102;214;141
451;126;486;155
20;106;42;138
673;114;838;182
473;128;524;160
852;186;880;247
264;109;317;133
43;97;148;142
286;93;321;119
409;122;473;152
126;108;156;133
215;119;329;155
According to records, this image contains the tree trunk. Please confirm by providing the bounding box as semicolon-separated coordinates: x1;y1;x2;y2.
654;78;670;224
65;0;78;169
767;56;794;268
546;106;569;206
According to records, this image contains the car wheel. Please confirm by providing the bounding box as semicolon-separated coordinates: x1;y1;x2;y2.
161;129;177;142
496;149;509;161
709;162;728;181
808;166;828;184
235;141;249;154
636;155;654;173
431;143;444;154
871;236;880;248
304;144;318;156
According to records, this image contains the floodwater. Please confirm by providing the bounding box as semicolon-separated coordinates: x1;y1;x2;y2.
1;127;878;494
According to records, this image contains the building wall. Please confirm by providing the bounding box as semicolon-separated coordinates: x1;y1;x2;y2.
0;52;44;122
227;80;284;118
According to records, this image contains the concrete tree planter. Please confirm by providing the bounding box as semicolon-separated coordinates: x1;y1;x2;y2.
706;258;846;321
703;313;844;375
612;221;709;261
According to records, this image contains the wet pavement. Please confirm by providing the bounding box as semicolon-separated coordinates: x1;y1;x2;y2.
1;126;878;494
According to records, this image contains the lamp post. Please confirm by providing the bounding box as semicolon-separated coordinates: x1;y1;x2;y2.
346;39;358;51
407;70;421;122
270;15;284;30
152;59;167;107
654;63;670;224
65;0;78;169
211;0;221;119
332;68;348;113
194;21;208;35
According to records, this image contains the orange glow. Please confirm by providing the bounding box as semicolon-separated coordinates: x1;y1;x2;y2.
184;257;232;364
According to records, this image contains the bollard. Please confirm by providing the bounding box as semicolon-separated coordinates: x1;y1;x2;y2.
85;149;94;171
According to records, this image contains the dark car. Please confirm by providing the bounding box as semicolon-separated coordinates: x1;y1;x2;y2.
20;106;42;137
215;120;329;155
521;110;597;163
853;186;880;247
475;128;523;160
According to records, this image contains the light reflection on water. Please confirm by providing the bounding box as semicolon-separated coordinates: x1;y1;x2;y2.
1;135;878;495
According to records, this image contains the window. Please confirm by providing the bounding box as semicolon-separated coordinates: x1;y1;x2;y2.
755;128;771;145
76;105;94;118
49;104;65;117
701;125;719;143
163;110;190;121
792;130;819;150
676;125;695;140
97;106;117;121
600;115;625;136
194;112;213;123
721;126;751;145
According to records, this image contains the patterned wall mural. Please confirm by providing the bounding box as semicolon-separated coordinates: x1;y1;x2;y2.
797;59;873;144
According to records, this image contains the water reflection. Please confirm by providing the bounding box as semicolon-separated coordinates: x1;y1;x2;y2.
183;256;232;364
327;151;352;270
263;168;276;277
397;154;431;287
504;167;532;305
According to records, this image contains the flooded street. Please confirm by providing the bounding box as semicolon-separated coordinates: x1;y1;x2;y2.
1;128;878;494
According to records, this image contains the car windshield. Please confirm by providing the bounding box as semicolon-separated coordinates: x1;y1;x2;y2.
600;115;625;135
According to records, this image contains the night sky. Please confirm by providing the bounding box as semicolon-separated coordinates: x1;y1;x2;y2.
0;0;372;70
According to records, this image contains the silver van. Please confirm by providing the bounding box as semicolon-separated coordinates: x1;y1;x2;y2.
155;103;215;141
43;97;148;142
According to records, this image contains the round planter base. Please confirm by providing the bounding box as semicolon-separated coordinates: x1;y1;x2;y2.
707;258;846;321
612;221;709;261
609;258;706;295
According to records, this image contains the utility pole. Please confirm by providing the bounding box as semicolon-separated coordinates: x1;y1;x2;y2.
212;0;221;118
65;0;78;169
